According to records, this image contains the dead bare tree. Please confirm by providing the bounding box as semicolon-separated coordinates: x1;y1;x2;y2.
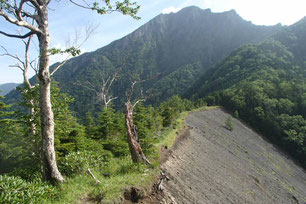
76;69;120;109
125;79;151;165
75;56;130;109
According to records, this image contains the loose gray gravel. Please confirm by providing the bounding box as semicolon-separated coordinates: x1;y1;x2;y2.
161;108;306;204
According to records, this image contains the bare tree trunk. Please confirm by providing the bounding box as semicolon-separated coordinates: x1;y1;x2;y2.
38;6;64;183
125;102;151;165
24;37;37;136
28;100;37;135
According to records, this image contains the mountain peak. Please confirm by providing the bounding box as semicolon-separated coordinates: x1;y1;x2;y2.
177;6;211;16
180;6;210;12
226;9;237;14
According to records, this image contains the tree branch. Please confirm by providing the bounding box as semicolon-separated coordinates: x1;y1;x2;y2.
28;0;41;9
133;99;146;109
68;0;91;9
50;55;70;76
9;63;24;72
0;10;41;34
16;0;29;21
49;24;97;75
0;30;34;39
0;45;25;68
75;81;98;94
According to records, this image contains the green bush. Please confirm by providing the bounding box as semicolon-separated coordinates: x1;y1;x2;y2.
233;110;239;118
102;140;129;157
59;150;113;176
0;175;58;204
225;116;234;131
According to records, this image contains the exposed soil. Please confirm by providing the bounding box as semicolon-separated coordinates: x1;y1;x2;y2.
140;108;306;204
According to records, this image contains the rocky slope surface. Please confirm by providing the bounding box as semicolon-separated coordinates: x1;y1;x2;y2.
159;108;306;204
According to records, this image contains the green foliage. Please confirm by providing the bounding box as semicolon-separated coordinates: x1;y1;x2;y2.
159;95;195;127
0;121;39;176
96;106;116;140
134;103;157;154
0;95;39;176
1;88;196;203
190;40;306;167
234;110;239;118
102;140;129;157
85;111;96;137
225;116;234;131
59;150;113;176
0;0;10;10
92;0;140;19
0;95;14;123
48;47;81;56
93;107;129;157
0;175;58;203
0;82;91;176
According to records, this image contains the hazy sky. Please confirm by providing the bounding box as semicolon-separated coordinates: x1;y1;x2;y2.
0;0;306;84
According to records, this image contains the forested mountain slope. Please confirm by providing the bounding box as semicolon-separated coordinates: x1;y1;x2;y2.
5;6;282;117
0;83;20;96
187;18;306;167
188;16;306;98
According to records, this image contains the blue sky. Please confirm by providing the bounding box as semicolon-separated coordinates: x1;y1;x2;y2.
1;0;306;84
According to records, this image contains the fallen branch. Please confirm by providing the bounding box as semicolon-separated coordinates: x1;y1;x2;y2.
87;168;101;184
157;171;169;191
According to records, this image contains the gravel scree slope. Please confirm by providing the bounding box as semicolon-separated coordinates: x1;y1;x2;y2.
160;108;306;204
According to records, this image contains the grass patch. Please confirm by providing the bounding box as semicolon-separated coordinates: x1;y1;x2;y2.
156;111;189;149
192;105;220;112
52;157;158;203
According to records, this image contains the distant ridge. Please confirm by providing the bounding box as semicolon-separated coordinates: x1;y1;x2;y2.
0;83;20;96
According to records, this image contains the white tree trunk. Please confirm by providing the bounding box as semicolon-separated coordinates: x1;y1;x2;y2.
38;5;64;183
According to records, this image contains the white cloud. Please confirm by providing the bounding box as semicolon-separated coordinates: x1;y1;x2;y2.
54;43;64;49
162;6;182;14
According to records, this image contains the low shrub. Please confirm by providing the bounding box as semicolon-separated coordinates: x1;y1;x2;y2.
59;150;113;176
225;116;234;131
0;175;58;204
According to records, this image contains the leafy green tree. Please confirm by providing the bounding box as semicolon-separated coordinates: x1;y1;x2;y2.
2;83;90;176
85;111;96;138
159;95;185;127
0;94;13;122
0;95;39;177
134;102;155;154
97;106;116;140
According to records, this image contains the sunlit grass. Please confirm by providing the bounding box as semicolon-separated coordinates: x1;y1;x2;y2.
156;112;189;149
51;157;158;203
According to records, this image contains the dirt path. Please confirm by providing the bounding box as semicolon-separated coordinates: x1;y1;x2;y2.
159;108;306;204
